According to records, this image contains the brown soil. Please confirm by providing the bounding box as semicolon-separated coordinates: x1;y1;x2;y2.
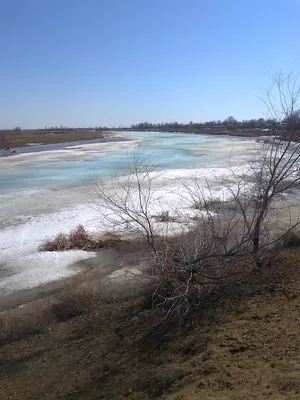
0;130;112;149
0;248;300;400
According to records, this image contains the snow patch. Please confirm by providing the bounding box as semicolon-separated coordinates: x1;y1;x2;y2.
0;250;97;295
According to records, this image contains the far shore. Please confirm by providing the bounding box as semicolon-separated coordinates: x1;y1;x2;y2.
0;129;117;151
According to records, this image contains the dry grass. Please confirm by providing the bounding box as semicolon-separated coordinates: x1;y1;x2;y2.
0;304;54;346
40;232;70;251
0;276;103;345
52;276;101;321
40;225;123;251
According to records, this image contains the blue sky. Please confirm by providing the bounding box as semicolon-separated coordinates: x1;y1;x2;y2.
0;0;299;128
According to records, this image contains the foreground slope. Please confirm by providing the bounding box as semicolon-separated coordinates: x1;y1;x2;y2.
0;248;299;400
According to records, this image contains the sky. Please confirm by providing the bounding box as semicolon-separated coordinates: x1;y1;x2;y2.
0;0;300;129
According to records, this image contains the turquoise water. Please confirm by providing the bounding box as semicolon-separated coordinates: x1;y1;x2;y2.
0;131;252;190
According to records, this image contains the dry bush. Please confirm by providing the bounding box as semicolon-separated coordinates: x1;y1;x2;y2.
40;225;124;252
40;225;98;251
151;251;254;321
52;277;101;321
41;232;69;251
68;224;91;249
0;304;55;346
192;198;222;211
156;211;170;222
145;215;260;321
281;230;300;248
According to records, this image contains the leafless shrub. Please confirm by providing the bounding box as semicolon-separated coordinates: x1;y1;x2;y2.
149;217;256;320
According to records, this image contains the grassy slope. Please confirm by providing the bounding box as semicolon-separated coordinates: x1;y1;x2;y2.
0;248;299;400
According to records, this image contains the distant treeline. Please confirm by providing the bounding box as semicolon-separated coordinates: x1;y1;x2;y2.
0;126;111;133
130;116;279;131
2;112;300;133
42;126;110;131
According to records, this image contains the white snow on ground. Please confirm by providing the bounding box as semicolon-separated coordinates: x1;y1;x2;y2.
0;202;101;295
0;165;245;294
0;250;97;295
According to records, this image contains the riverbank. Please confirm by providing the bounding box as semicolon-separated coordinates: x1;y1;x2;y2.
0;246;145;312
0;244;299;400
0;129;115;150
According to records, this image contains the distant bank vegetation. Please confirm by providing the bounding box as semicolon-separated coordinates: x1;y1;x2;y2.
130;112;300;135
131;115;279;131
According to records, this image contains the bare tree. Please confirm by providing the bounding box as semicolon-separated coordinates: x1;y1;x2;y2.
186;70;300;269
157;72;300;317
263;71;300;135
93;153;164;250
94;159;256;319
94;71;300;320
243;71;300;263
